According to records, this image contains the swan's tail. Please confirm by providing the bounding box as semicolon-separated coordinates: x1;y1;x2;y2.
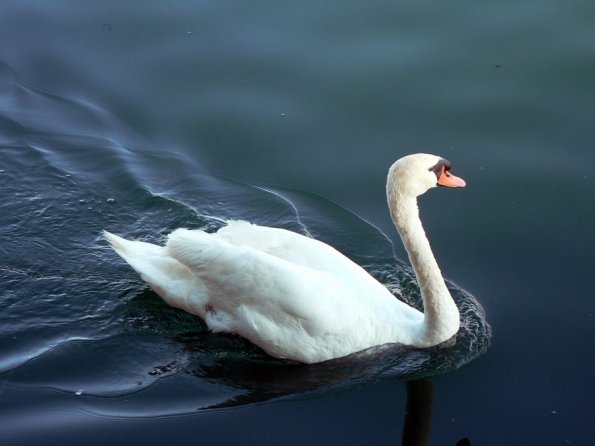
103;230;209;314
103;231;163;261
103;230;170;285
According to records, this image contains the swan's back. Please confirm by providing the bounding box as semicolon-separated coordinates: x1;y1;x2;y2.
214;221;357;274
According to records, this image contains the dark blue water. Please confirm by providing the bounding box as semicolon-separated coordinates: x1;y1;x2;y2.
1;1;593;445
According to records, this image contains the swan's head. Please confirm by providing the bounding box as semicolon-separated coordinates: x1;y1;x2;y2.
388;153;466;198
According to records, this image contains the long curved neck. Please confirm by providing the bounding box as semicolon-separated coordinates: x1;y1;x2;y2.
388;192;460;346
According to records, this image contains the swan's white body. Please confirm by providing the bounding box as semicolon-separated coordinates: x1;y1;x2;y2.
105;153;466;364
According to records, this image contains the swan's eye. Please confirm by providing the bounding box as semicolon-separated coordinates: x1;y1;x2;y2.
429;158;452;180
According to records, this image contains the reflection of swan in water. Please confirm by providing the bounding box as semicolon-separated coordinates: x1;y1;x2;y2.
105;154;469;363
403;379;434;446
402;380;471;446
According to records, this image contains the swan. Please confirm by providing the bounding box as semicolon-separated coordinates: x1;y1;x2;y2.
104;153;467;364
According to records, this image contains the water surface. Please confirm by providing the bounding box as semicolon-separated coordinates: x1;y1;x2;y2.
1;1;593;444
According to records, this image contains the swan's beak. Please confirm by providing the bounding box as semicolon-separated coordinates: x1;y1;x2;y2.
437;167;466;188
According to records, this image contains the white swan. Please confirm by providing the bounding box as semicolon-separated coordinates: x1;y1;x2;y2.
104;153;467;364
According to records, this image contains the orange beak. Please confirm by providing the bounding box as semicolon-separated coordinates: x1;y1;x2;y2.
437;166;466;188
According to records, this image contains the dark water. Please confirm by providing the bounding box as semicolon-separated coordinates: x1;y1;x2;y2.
1;1;593;445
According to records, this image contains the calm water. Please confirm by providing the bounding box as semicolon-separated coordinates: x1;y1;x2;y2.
1;1;593;445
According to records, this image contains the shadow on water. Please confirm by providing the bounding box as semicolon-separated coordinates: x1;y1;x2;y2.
0;61;490;427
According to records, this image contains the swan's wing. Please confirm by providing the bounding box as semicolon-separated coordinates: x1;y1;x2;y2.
166;228;356;361
211;221;402;308
167;228;342;323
